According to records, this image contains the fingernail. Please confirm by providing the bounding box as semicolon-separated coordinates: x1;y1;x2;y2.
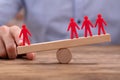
26;53;35;60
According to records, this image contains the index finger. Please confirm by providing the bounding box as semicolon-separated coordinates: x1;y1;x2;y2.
10;25;21;46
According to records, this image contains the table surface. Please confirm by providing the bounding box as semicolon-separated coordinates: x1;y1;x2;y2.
0;46;120;80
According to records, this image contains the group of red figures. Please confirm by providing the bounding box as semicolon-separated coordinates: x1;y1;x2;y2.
19;14;107;45
67;14;107;39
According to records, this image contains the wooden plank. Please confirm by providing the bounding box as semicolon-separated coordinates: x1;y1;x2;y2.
17;34;111;54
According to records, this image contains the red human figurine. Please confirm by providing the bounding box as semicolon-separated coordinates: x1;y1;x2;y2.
95;14;107;35
67;18;80;39
81;16;94;37
19;24;32;46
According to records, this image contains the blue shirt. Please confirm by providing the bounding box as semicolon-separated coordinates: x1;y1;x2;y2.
0;0;120;44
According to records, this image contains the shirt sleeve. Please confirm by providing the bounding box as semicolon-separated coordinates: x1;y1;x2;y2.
0;0;22;26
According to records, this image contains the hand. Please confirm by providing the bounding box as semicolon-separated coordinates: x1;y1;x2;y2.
0;25;35;60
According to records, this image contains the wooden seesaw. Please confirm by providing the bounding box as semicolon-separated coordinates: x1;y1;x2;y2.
17;34;111;64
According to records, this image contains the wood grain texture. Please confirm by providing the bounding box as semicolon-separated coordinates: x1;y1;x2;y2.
0;46;120;80
56;48;72;64
17;34;111;54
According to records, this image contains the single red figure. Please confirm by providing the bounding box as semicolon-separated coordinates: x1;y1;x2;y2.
81;16;94;37
95;14;107;35
19;24;32;45
67;18;80;39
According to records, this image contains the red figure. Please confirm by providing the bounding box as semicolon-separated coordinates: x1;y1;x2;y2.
95;14;107;35
67;18;80;39
19;24;32;45
81;16;94;37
